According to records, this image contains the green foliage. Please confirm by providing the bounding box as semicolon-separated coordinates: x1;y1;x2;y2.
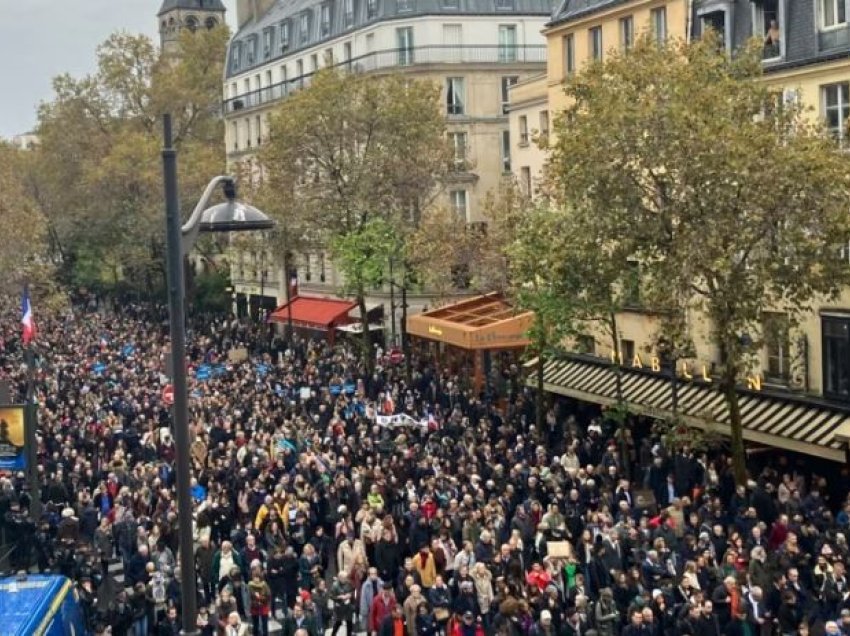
330;217;397;297
545;33;850;483
31;26;230;295
192;269;231;315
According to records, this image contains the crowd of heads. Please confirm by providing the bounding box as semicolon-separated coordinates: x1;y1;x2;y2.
1;298;850;636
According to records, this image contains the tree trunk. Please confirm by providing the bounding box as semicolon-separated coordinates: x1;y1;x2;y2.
722;373;748;485
358;291;375;376
536;354;545;431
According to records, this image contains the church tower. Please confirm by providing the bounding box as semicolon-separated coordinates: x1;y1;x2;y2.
158;0;227;55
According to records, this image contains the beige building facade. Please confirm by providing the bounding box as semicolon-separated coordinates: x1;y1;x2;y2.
523;0;850;462
223;0;553;325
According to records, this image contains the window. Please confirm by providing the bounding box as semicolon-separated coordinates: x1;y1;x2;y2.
231;44;242;71
263;28;273;57
324;48;334;65
623;260;640;306
651;7;667;44
701;11;727;49
280;65;288;92
280;22;290;52
620;15;634;50
310;54;319;72
764;313;790;382
753;0;782;59
397;27;414;65
246;38;257;64
589;26;603;61
576;335;595;355
501;75;518;114
231;121;239;151
821;0;848;28
245;118;252;148
498;25;517;62
823;82;850;142
367;0;379;18
442;0;459;9
501;130;511;173
296;59;304;87
321;3;331;36
398;0;414;11
496;0;515;9
539;110;550;140
185;15;199;31
449;132;468;170
823;315;850;399
564;33;575;75
344;0;355;26
620;339;635;364
300;13;310;44
446;77;465;115
520;166;531;196
450;190;468;220
519;115;529;145
255;115;262;146
344;42;352;67
265;70;272;86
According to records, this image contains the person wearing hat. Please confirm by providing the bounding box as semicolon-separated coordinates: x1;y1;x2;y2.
529;609;556;636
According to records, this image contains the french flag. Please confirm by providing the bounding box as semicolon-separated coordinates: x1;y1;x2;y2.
21;287;36;345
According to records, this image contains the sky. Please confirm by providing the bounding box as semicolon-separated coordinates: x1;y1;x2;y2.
0;0;238;138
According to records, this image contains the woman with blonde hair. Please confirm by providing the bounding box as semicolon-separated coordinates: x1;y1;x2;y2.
470;561;494;616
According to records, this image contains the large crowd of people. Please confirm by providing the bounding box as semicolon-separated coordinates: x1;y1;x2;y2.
1;297;850;636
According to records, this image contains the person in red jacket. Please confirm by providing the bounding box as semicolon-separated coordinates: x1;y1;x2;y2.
451;611;485;636
369;586;397;636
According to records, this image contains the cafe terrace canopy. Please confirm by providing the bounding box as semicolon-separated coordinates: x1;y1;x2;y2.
406;293;533;350
268;296;356;332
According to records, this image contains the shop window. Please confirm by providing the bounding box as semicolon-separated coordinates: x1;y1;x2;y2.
823;315;850;400
764;312;790;382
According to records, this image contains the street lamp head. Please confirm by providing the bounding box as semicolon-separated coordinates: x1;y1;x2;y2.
199;200;275;233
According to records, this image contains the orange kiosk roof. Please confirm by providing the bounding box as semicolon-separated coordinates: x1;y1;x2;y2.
406;293;533;350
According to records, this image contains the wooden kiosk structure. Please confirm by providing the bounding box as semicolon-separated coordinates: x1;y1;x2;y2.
406;294;533;392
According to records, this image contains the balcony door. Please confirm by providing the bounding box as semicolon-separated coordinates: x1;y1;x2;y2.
442;24;462;62
397;27;414;66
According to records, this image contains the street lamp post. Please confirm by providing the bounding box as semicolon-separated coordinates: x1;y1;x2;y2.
161;114;274;635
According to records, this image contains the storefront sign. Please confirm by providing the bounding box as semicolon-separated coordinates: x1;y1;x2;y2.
428;325;443;336
0;406;27;470
610;352;762;391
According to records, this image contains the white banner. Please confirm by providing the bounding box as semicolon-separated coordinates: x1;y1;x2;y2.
375;414;429;429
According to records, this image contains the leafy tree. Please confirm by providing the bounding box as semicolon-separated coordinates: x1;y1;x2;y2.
31;27;229;295
0;144;55;300
261;70;449;371
546;34;850;484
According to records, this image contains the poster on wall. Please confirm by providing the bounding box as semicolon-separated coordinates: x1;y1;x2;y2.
0;406;26;471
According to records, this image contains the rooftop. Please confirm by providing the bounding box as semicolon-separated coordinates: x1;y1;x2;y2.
548;0;625;27
227;0;553;77
158;0;227;15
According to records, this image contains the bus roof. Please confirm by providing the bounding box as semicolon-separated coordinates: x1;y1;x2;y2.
0;574;72;635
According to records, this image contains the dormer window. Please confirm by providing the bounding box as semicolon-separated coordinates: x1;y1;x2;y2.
263;28;273;58
344;0;355;27
300;13;311;44
495;0;514;10
367;0;379;18
321;3;332;36
820;0;848;28
246;38;257;64
231;43;242;71
398;0;414;11
752;0;783;60
280;22;291;52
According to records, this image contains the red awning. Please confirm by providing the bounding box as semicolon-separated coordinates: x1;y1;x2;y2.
268;296;357;331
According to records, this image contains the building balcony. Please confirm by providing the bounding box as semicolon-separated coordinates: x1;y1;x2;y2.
819;25;850;53
224;44;546;115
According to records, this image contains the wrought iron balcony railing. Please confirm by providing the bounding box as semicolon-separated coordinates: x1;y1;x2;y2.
224;44;546;115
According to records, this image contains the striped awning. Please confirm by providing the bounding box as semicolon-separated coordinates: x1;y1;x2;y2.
536;356;850;462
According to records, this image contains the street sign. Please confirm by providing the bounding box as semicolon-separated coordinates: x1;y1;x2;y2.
162;384;175;406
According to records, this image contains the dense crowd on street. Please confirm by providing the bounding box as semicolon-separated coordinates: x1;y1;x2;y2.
2;297;850;636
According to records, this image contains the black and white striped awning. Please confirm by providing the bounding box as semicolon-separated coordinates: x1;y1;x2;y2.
535;356;850;462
